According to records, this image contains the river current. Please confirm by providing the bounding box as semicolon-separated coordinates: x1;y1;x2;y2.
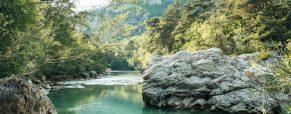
48;71;222;114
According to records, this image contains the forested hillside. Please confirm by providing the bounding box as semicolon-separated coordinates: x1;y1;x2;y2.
0;0;290;113
0;0;290;92
126;0;291;94
0;0;129;78
0;0;175;78
129;0;291;62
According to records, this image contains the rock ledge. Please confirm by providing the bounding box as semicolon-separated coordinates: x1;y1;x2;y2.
0;76;57;114
142;48;281;114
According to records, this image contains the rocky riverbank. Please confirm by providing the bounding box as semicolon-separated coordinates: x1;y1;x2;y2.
31;71;104;91
142;48;284;114
32;71;143;91
0;71;142;114
0;76;57;114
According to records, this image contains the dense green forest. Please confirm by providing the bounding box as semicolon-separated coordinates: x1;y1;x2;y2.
0;0;290;93
0;0;137;78
0;0;171;78
127;1;291;94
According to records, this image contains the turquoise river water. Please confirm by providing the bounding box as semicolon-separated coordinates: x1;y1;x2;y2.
48;71;224;114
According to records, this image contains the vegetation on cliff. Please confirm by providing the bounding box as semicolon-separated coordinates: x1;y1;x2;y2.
0;0;290;100
127;0;291;95
0;0;290;113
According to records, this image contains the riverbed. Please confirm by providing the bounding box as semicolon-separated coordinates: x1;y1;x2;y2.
47;71;223;114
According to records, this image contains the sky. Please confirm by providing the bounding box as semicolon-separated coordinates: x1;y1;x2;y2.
73;0;111;12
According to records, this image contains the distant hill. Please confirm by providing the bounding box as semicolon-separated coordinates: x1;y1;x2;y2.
84;0;175;38
145;0;174;18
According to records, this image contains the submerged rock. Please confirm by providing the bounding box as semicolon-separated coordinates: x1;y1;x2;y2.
142;48;281;114
0;76;57;114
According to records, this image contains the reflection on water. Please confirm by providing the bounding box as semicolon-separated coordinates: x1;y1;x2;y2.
48;71;221;114
49;85;145;114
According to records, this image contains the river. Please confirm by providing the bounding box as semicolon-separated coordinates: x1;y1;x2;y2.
48;71;222;114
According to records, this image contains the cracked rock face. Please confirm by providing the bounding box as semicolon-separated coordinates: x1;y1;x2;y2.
0;76;57;114
142;48;281;114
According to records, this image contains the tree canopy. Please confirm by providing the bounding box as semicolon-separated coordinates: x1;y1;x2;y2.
0;0;290;91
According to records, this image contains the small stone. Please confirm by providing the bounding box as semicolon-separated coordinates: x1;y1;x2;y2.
81;73;90;78
89;71;98;77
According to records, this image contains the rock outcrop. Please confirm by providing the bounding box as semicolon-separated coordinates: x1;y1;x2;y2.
0;76;57;114
142;48;281;114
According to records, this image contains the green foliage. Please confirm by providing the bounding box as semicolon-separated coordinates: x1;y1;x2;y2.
127;34;153;70
140;0;291;55
0;0;139;78
0;0;47;77
102;41;135;71
128;0;291;90
1;0;290;83
146;0;182;54
264;40;291;94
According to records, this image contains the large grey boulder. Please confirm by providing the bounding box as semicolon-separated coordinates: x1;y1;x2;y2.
0;76;57;114
142;48;281;114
